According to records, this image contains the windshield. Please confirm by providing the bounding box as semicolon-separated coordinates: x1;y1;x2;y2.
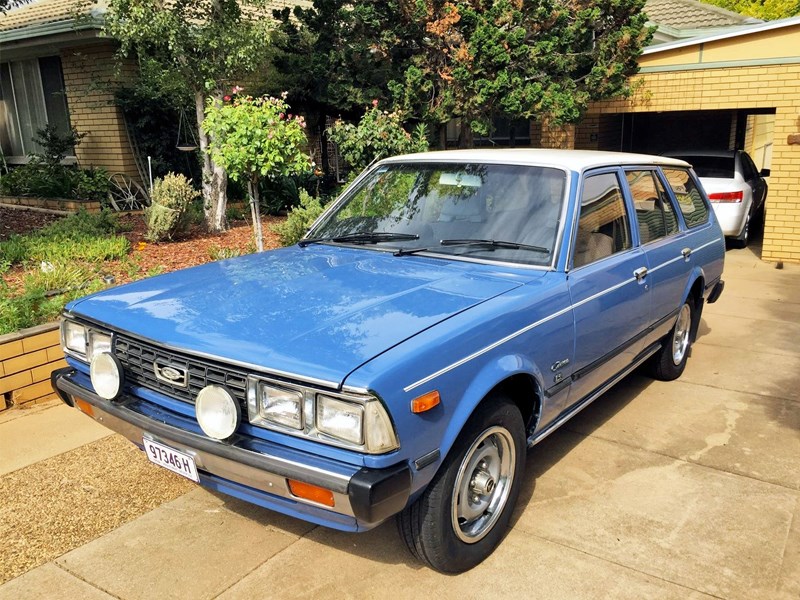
307;162;567;266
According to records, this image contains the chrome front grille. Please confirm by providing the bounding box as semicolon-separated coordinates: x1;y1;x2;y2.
114;335;249;407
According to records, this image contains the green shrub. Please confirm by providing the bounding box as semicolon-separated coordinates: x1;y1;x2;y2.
0;210;128;267
24;262;94;294
72;168;111;202
208;245;242;261
40;209;121;238
327;106;428;173
272;190;325;246
0;279;105;336
0;163;110;202
144;173;200;241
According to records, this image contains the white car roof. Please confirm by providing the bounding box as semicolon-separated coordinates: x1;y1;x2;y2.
382;148;691;171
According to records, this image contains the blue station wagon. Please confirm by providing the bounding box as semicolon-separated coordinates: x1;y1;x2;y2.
53;149;725;573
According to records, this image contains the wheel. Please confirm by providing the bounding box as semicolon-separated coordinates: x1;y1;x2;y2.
731;208;752;249
397;397;525;573
108;173;149;211
650;300;693;381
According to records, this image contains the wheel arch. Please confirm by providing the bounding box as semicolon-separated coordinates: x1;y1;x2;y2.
684;272;705;343
435;358;543;473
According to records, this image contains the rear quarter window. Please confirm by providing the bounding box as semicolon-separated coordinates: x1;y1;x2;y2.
662;168;709;228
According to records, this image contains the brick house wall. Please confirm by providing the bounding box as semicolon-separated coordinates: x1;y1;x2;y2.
60;41;141;181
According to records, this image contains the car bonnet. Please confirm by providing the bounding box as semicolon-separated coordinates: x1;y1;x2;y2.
66;245;534;387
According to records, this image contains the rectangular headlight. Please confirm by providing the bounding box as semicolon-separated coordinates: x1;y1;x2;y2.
250;383;304;430
87;331;112;359
63;320;87;356
316;395;363;445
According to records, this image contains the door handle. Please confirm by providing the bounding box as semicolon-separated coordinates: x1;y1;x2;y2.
633;267;648;281
681;247;692;259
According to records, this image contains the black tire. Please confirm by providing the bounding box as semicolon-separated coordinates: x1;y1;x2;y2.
650;300;693;381
731;207;752;249
397;397;525;573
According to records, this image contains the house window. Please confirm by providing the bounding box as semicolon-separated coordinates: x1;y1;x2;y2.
445;117;531;148
0;56;72;161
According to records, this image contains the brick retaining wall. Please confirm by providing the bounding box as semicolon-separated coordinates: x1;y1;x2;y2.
0;197;103;214
0;323;66;411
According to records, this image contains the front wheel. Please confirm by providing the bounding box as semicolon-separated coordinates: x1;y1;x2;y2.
397;398;525;573
650;300;693;381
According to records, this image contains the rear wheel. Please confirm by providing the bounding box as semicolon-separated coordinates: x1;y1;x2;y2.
650;300;693;381
731;209;752;249
397;397;525;573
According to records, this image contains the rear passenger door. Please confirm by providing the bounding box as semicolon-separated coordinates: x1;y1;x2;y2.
565;170;650;409
624;169;687;347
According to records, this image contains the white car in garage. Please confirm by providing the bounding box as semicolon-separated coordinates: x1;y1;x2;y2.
666;150;769;248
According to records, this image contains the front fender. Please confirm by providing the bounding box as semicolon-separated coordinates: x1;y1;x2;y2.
425;353;544;481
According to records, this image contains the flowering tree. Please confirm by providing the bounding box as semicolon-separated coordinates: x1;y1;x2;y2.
105;0;272;233
327;101;428;173
203;92;312;251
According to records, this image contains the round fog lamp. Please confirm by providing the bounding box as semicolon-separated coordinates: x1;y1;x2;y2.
196;385;240;440
90;352;123;400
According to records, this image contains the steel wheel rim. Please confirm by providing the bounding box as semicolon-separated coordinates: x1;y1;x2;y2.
672;303;691;365
451;425;515;544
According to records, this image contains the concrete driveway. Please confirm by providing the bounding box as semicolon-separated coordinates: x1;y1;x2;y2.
1;244;798;599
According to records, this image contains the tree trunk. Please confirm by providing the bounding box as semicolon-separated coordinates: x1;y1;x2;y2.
195;90;228;232
247;177;265;252
457;119;474;149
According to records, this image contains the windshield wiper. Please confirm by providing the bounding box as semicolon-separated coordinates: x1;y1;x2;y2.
299;232;419;247
439;239;549;254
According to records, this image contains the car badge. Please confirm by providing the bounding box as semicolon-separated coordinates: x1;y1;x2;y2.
154;362;188;387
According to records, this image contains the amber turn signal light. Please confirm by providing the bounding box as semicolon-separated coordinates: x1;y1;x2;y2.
410;390;440;414
287;479;335;507
75;397;94;417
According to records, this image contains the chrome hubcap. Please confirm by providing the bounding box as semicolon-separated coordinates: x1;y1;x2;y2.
672;303;691;365
451;426;515;543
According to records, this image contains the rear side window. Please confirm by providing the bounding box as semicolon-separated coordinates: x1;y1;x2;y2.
680;155;734;179
662;168;709;228
573;172;632;268
626;170;679;243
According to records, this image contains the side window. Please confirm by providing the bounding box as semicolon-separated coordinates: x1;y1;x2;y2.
662;168;709;228
625;170;679;244
739;151;757;181
573;172;632;268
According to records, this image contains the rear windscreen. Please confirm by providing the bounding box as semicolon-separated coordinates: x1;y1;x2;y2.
680;155;734;179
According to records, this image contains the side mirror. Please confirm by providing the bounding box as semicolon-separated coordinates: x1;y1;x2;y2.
760;168;770;177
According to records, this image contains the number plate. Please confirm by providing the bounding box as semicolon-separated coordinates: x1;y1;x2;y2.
143;438;199;483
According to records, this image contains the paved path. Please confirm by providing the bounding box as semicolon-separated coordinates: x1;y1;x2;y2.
1;244;798;599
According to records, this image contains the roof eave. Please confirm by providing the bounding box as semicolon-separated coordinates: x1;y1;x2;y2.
643;15;800;54
0;15;103;45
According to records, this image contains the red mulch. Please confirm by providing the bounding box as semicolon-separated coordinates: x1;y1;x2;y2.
0;206;285;290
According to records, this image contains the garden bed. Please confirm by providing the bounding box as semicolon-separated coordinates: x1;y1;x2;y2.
1;206;285;409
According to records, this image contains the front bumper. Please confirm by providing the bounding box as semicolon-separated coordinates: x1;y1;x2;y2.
52;368;411;532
